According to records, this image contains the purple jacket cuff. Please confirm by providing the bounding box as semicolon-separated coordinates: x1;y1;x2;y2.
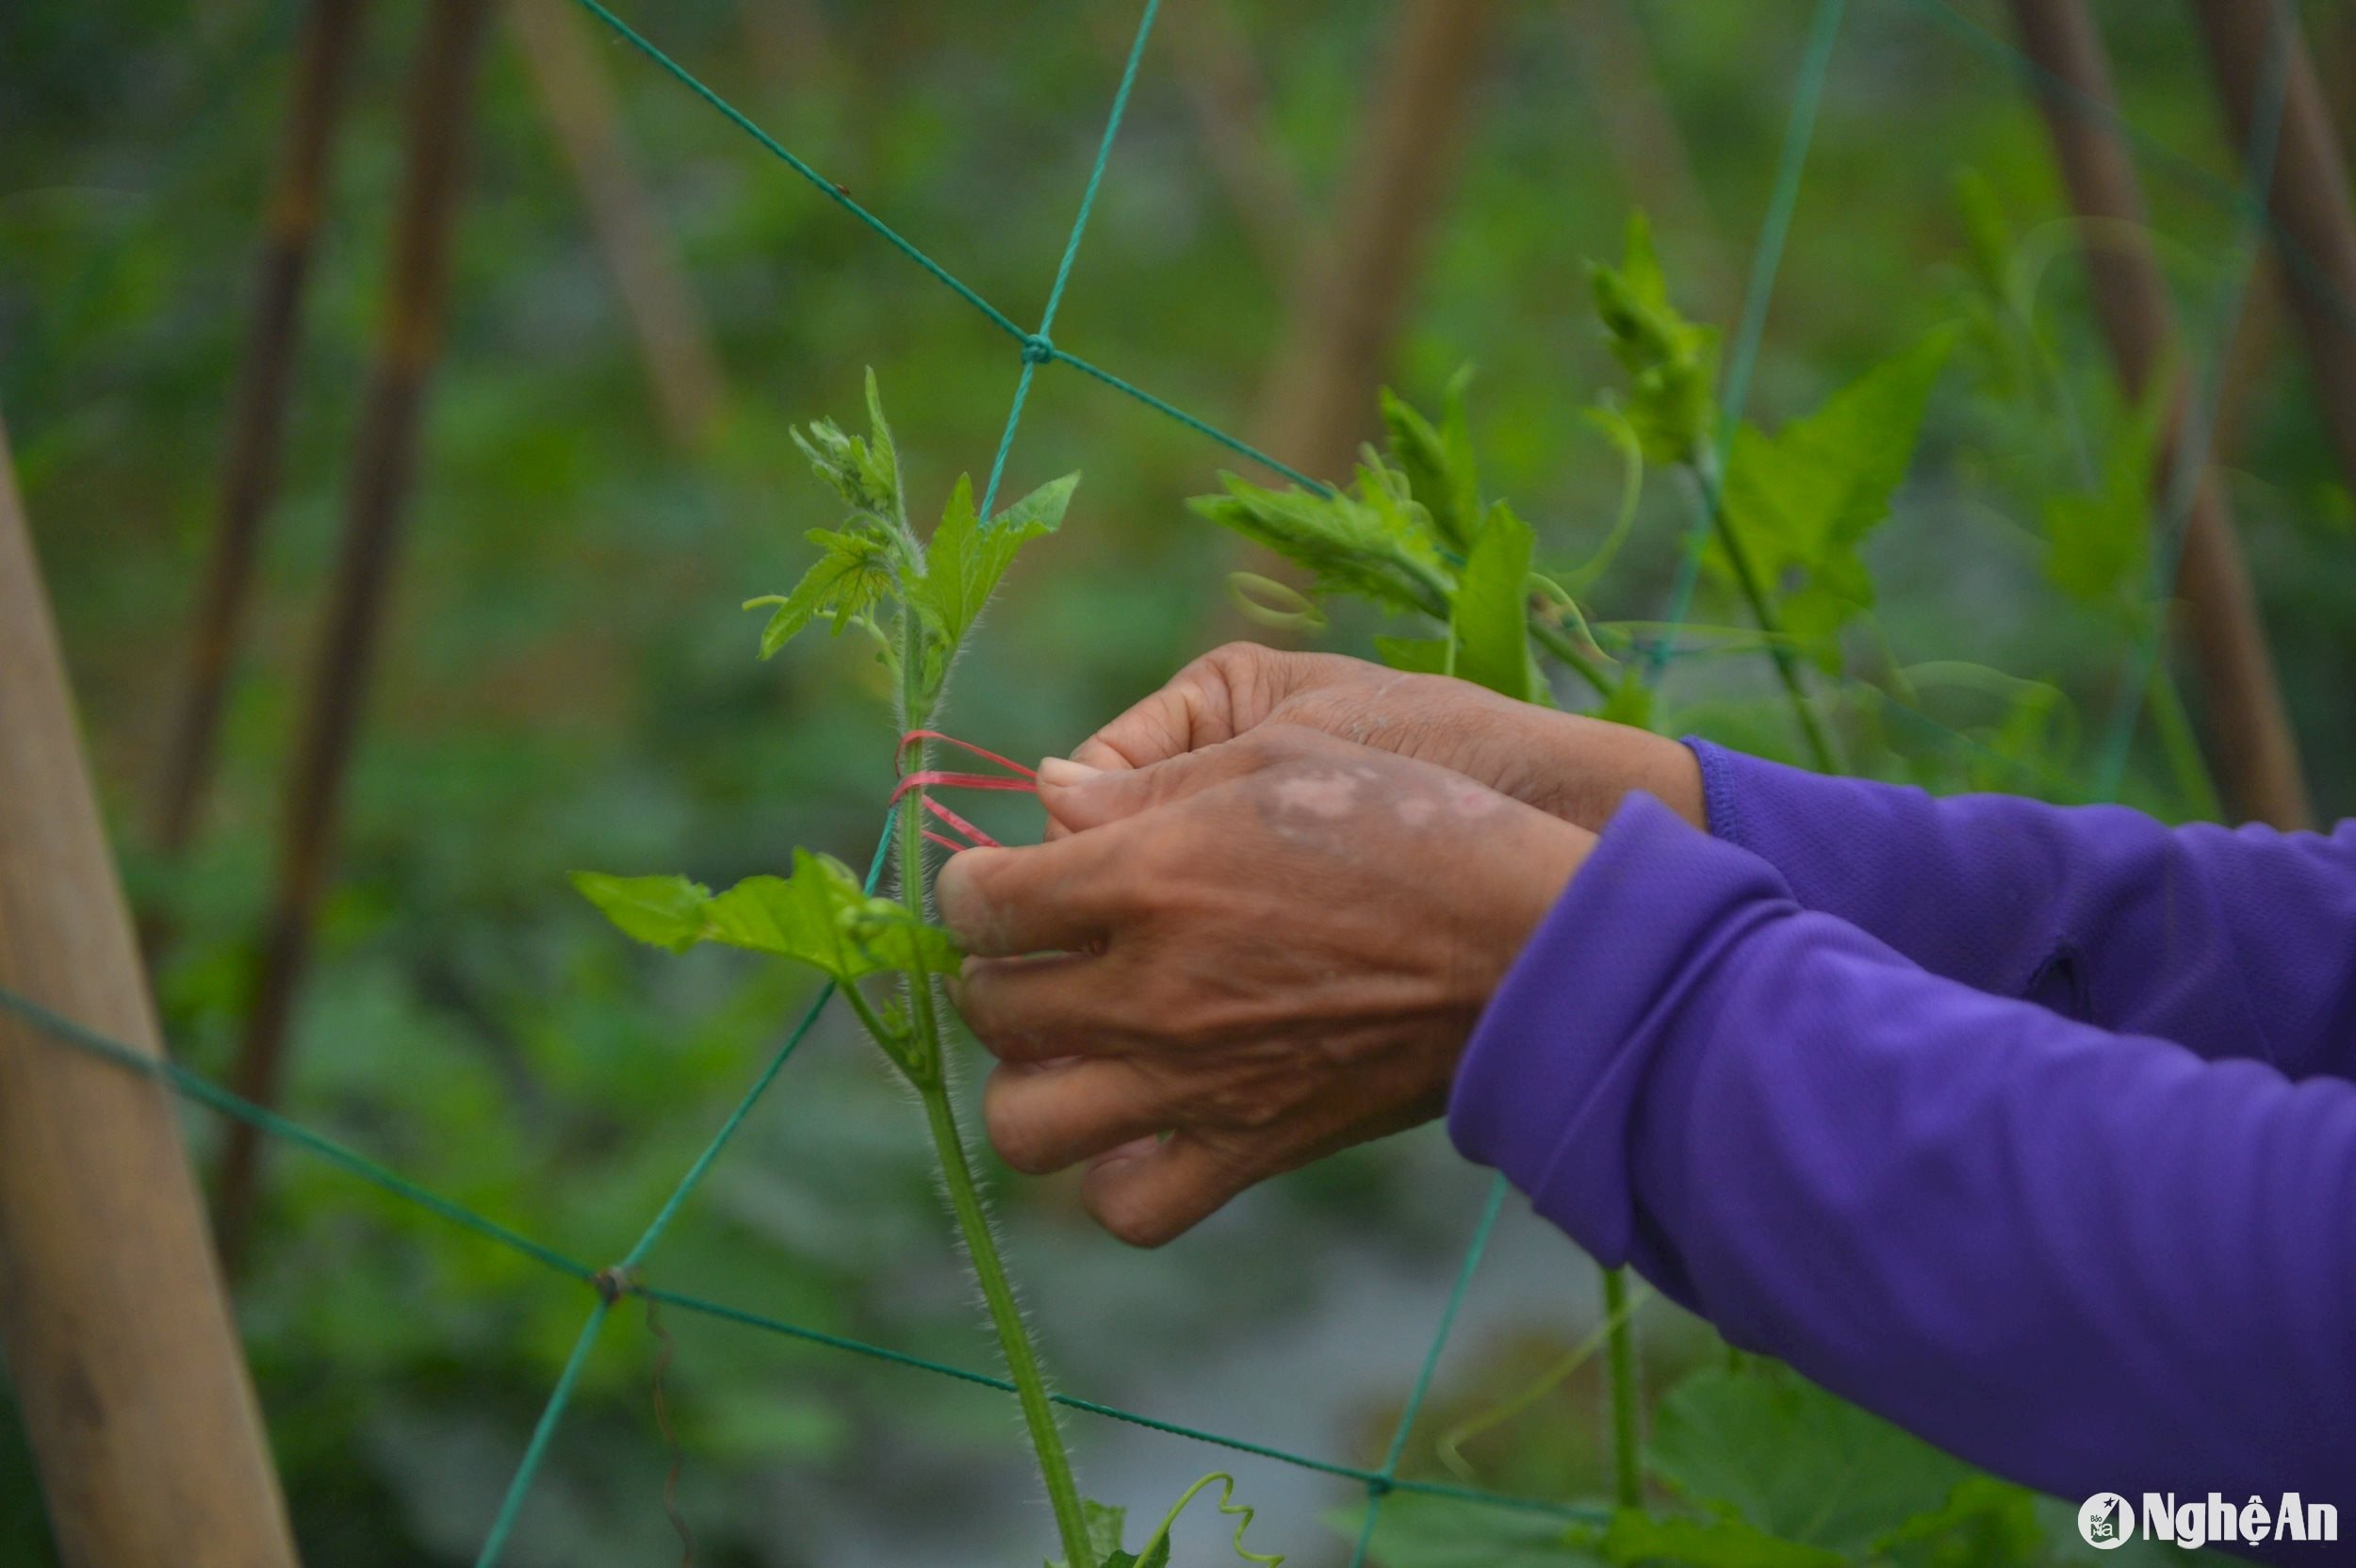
1446;791;1792;1266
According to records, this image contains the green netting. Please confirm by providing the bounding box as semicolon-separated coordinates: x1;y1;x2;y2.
0;0;2314;1560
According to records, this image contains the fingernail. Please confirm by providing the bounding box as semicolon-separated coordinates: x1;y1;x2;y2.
1036;757;1102;788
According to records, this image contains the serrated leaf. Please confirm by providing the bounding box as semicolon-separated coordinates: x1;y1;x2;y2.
1647;1364;2013;1558
1592;212;1720;466
1324;1494;1604;1568
1451;502;1542;702
568;873;712;953
1715;330;1953;663
1598;1509;1841;1568
791;367;902;517
2043;374;2168;614
574;850;958;985
1189;476;1450;619
747;526;896;656
914;471;1075;652
1382;369;1481;555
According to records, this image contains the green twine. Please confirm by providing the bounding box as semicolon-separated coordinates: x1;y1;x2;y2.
1645;0;1845;682
1346;1173;1511;1568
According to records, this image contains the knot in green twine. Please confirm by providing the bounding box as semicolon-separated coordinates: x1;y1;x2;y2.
1020;333;1056;365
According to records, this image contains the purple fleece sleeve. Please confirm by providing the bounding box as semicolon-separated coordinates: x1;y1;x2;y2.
1450;795;2356;1527
1688;740;2356;1077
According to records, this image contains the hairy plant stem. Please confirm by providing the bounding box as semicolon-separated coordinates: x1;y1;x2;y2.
1681;449;1841;775
1601;1268;1642;1510
894;620;1095;1568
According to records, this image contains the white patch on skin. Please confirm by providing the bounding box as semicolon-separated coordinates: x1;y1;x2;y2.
1395;794;1438;828
1443;775;1505;817
1273;770;1360;818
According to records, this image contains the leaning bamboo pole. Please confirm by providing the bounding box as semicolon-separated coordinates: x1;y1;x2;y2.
2190;0;2356;504
1253;0;1500;482
148;0;370;881
0;413;300;1566
2005;0;2311;829
214;0;495;1271
509;0;727;449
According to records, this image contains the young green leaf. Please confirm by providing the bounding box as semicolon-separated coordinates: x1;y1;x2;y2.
1187;476;1450;619
1647;1363;2033;1560
914;471;1077;650
1595;1510;1841;1568
1382;368;1482;555
1372;634;1451;675
1714;329;1954;663
744;525;898;656
791;366;903;521
1591;212;1721;466
1450;502;1542;701
2043;374;2169;616
574;850;958;985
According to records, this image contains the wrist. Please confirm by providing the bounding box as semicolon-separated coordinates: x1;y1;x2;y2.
1530;711;1708;834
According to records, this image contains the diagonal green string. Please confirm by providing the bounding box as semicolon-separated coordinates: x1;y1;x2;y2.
474;1299;615;1568
1645;0;1845;684
0;980;1608;1536
2089;0;2293;805
0;984;596;1282
1347;1173;1510;1568
979;0;1163;518
472;818;897;1563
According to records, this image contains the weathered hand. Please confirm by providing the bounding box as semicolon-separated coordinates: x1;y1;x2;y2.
1055;641;1706;837
936;727;1592;1247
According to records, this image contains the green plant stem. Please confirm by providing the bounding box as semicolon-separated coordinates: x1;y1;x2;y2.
2144;662;2225;821
1530;617;1614;700
1601;1268;1642;1511
1682;451;1841;774
892;629;1094;1568
915;1078;1094;1568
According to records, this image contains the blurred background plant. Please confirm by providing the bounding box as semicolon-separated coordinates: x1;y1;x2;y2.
2;1;2349;1563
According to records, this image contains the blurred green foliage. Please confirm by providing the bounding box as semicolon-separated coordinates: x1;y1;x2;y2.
2;2;2351;1564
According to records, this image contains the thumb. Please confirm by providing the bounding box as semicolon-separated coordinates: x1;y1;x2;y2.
1037;742;1260;835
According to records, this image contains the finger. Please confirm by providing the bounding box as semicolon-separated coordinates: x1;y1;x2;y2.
983;1058;1171;1175
1067;643;1373;772
1037;734;1283;836
1081;1132;1258;1248
935;837;1121;957
954;951;1151;1062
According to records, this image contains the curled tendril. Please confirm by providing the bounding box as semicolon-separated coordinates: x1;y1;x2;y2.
1436;1280;1654;1484
1225;571;1329;633
1136;1473;1283;1568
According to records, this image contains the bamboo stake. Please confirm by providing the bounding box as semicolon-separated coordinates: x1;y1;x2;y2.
1253;0;1500;482
2005;0;2311;828
148;0;369;879
2191;0;2356;503
0;413;300;1567
214;0;495;1272
509;0;727;449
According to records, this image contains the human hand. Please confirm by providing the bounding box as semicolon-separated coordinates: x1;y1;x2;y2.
936;727;1593;1247
1055;642;1707;837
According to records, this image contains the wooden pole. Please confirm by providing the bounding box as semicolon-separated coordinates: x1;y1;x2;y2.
2005;0;2311;828
148;0;370;880
1253;0;1500;482
0;413;300;1565
2190;0;2356;502
214;0;494;1272
508;0;727;449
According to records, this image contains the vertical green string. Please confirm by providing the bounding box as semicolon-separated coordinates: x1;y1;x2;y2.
980;0;1163;519
1646;0;1846;683
471;823;893;1565
2089;0;2291;805
1346;1174;1509;1568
